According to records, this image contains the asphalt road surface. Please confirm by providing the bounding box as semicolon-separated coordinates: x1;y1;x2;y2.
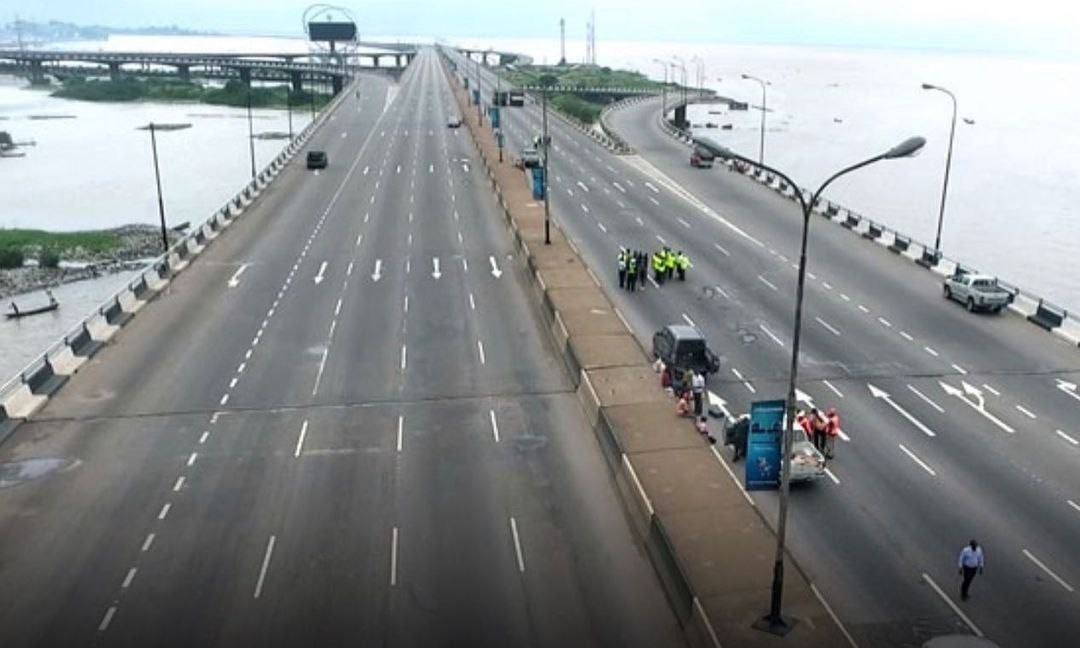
0;50;683;648
454;50;1080;648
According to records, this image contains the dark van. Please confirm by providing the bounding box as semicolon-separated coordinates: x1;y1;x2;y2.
652;324;721;379
306;150;328;169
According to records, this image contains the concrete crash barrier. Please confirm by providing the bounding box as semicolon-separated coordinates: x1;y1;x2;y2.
47;344;86;377
888;233;910;254
23;356;68;397
66;323;105;358
1028;299;1066;331
0;405;18;444
863;221;884;241
915;247;940;269
102;297;135;328
0;381;46;422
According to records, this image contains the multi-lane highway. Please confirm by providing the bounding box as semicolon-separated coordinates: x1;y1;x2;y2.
453;49;1080;647
0;50;684;647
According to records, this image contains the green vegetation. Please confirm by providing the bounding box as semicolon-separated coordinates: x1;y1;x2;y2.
0;247;24;269
550;94;603;124
0;229;123;259
53;77;332;109
503;63;677;124
39;248;61;269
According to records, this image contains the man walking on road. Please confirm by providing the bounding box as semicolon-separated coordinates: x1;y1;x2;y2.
626;253;638;291
617;248;627;288
691;371;706;416
637;251;648;290
958;539;985;601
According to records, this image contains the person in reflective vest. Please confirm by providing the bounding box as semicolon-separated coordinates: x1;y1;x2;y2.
676;251;691;281
626;253;638;291
664;247;676;280
652;250;666;284
824;407;841;459
617;248;627;288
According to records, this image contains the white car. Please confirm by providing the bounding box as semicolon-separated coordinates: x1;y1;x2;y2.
789;435;827;483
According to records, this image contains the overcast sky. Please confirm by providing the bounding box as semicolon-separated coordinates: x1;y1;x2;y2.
9;0;1080;57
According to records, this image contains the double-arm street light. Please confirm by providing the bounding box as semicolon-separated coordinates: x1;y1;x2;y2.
698;134;926;636
540;74;556;245
922;82;958;259
742;73;769;165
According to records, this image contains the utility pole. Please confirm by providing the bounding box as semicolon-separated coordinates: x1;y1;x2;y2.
559;18;566;66
246;83;256;179
147;123;169;253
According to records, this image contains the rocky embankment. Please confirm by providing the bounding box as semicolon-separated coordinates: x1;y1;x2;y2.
0;224;180;299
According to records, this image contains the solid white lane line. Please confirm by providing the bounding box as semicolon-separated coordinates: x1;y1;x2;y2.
469;293;476;310
682;313;696;328
397;415;404;452
1015;404;1036;419
951;363;968;375
400;345;407;371
713;242;730;256
898;444;936;476
173;476;185;492
815;317;841;336
757;275;778;291
158;503;172;520
390;527;399;586
822;380;844;398
877;316;892;328
759;323;784;347
922;573;984;637
253;535;276;599
924;346;940;357
477;340;486;364
907;384;945;413
983;383;1001;396
122;567;137;589
98;606;118;632
141;533;155;552
1056;429;1079;446
509;517;526;573
187;452;198;467
294;420;309;458
1022;549;1075;592
490;410;500;442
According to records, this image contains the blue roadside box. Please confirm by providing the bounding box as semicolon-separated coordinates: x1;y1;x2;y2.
489;107;501;128
472;89;480;105
531;166;545;199
745;399;785;490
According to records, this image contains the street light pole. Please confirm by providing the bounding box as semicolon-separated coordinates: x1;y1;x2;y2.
742;73;768;166
922;83;958;259
700;135;926;636
147;122;169;253
542;79;552;245
653;59;668;118
246;82;256;179
287;84;294;140
475;51;483;126
672;55;687;114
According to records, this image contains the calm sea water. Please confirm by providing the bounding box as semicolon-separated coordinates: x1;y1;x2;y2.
459;37;1080;311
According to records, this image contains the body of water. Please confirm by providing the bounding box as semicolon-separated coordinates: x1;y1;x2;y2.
458;36;1080;311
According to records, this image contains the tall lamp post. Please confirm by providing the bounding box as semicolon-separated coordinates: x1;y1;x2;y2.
742;73;768;166
246;82;257;179
700;134;926;636
475;51;483;126
672;55;687;117
922;83;957;259
540;74;556;245
147;122;170;253
652;59;668;117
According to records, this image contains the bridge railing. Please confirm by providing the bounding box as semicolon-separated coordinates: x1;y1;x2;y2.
0;75;357;442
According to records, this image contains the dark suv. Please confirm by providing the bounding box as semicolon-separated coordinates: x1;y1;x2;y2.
306;150;328;169
652;324;721;379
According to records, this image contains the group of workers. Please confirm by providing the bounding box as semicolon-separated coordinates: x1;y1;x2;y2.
797;407;841;460
617;246;691;290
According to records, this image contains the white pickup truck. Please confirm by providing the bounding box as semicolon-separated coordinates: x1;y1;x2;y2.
943;273;1013;313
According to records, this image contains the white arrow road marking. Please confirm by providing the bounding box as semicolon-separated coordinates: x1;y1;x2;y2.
489;256;502;278
313;261;328;285
868;383;937;437
795;389;814;407
1056;379;1080;403
372;259;383;282
708;390;734;419
227;263;250;288
432;257;441;279
1022;549;1075;592
940;381;1014;433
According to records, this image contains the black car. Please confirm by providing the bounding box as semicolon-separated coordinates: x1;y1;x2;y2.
652;324;721;379
306;150;328;169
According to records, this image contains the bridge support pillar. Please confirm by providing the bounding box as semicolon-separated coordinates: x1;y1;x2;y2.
108;62;122;82
372;55;380;69
177;64;190;82
395;55;402;68
239;68;251;86
332;75;343;94
28;60;47;85
291;71;304;93
674;105;687;129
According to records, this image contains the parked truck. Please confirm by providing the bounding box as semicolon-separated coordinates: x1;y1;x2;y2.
943;272;1013;313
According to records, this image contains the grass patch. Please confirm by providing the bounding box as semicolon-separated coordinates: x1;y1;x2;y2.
0;229;123;255
53;77;332;110
550;94;603;123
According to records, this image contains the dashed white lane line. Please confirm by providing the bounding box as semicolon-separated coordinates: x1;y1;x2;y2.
982;383;1001;396
815;317;841;336
312;348;329;396
141;533;155;552
644;181;659;193
822;281;833;290
229;377;238;389
898;444;936;476
186;452;198;468
477;340;486;365
397;415;404;452
713;242;730;256
655;234;667;245
294;420;309;458
122;567;137;589
173;476;185;492
220;393;230;406
713;285;731;300
597;222;608;233
900;331;914;341
840;293;851;302
950;363;968;375
877;316;892;328
682;312;696;328
807;272;817;280
613;181;626;193
1068;499;1080;513
469;293;476;310
635;216;644;226
822;380;844;398
577;180;589;192
400;345;407;371
1015;404;1036;419
1022;549;1075;592
390;527;399;587
759;323;784;347
1055;429;1078;446
731;367;756;393
580;203;590;213
677;217;691;229
489;409;500;443
509;517;526;573
158;503;172;520
922;573;984;638
823;467;840;485
648;196;660;206
253;535;276;599
857;304;870;314
98;606;118;632
907;384;945;413
757;275;778;291
924;346;940;357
